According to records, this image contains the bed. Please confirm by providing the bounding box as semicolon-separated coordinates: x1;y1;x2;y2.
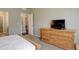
0;35;35;50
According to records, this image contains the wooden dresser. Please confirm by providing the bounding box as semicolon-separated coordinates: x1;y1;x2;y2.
40;28;75;50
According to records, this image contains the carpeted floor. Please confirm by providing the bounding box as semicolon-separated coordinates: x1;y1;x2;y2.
22;35;63;50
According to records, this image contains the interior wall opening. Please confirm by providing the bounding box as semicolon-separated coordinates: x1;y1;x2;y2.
0;12;9;36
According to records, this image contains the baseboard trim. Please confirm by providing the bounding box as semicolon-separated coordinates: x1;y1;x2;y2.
33;34;40;37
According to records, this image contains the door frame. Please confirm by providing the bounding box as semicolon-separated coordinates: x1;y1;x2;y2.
0;15;4;33
0;12;8;34
21;13;34;35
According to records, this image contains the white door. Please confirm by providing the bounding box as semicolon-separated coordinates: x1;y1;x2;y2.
28;14;33;35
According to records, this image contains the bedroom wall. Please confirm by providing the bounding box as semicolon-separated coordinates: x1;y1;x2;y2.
32;8;79;42
0;8;28;35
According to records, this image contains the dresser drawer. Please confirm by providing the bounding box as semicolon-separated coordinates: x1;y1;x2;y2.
40;28;75;50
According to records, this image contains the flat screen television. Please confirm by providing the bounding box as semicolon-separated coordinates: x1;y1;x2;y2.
51;19;65;29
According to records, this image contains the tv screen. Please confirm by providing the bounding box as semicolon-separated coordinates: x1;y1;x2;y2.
51;19;65;29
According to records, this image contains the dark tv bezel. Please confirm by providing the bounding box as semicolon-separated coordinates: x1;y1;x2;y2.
51;19;65;29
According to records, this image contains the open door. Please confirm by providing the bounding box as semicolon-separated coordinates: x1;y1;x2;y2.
0;16;3;33
21;14;33;35
28;14;33;35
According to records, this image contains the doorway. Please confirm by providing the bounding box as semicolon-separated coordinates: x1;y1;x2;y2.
21;14;33;35
23;16;28;35
0;12;9;35
0;16;3;33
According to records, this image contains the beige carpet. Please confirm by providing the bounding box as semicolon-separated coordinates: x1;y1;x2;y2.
22;35;41;49
22;35;63;50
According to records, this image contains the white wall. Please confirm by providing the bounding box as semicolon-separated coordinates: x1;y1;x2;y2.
0;8;28;35
64;8;79;43
32;8;79;42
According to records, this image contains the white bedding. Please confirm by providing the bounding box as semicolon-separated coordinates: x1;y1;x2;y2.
0;35;35;50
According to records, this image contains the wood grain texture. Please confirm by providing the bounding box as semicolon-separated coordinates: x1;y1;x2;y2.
40;28;75;50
